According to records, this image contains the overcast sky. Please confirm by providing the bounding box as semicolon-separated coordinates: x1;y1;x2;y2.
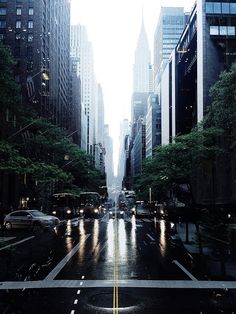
70;0;195;174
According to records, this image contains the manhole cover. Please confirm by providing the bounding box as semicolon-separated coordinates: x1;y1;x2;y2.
87;292;141;311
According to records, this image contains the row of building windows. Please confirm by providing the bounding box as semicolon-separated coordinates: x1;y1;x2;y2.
0;32;33;42
0;20;33;28
16;20;33;28
210;25;235;36
0;8;34;15
206;2;236;14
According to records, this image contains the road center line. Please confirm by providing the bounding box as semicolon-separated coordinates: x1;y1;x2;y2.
44;234;90;281
172;260;198;281
0;236;35;251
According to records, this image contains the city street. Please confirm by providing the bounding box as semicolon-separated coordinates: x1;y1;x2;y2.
0;209;236;313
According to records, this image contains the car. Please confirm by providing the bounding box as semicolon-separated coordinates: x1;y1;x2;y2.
109;208;125;219
135;201;152;218
79;204;101;218
4;210;60;230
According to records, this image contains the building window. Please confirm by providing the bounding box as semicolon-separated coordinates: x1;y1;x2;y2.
28;8;34;15
222;3;230;14
213;2;221;14
230;3;236;14
0;20;6;28
16;20;21;28
28;20;33;28
220;26;228;35
210;25;235;36
16;8;22;15
210;26;219;35
27;34;33;42
0;33;4;40
205;3;213;14
0;8;6;15
15;33;21;41
228;26;235;36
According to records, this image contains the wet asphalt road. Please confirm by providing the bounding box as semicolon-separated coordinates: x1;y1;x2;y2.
0;209;235;313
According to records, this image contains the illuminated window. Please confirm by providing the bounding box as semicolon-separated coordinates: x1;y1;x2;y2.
16;8;22;15
16;20;21;28
220;26;227;35
28;20;33;28
228;26;235;36
210;26;219;35
29;8;34;15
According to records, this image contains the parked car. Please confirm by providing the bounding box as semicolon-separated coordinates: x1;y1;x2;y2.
4;210;60;230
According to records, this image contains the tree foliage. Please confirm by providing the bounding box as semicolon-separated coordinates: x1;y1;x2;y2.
0;45;106;208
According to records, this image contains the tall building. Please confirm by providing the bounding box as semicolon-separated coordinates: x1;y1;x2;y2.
95;84;105;146
69;57;82;146
159;0;236;206
153;7;186;82
0;0;71;129
131;117;146;177
117;119;130;188
145;94;161;158
94;84;106;174
104;124;114;196
133;14;151;93
70;24;96;154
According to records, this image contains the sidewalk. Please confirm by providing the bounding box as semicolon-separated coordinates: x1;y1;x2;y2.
175;221;236;280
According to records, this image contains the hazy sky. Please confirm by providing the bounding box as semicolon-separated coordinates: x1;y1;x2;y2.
70;0;195;174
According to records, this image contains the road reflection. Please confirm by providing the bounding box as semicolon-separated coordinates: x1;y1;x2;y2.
159;219;167;257
118;219;127;260
65;220;73;252
107;219;114;260
92;219;100;262
77;219;86;261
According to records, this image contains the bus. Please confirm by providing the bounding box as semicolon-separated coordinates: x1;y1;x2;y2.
78;192;102;218
50;193;80;219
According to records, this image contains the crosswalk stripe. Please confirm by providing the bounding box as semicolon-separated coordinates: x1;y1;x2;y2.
0;279;236;290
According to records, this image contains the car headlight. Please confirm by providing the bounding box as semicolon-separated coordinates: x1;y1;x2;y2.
67;209;71;214
94;208;99;213
52;211;57;215
79;209;84;214
160;209;164;214
154;210;157;214
120;211;124;214
132;208;135;212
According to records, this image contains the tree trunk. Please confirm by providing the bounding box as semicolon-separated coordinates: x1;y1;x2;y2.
195;222;203;255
